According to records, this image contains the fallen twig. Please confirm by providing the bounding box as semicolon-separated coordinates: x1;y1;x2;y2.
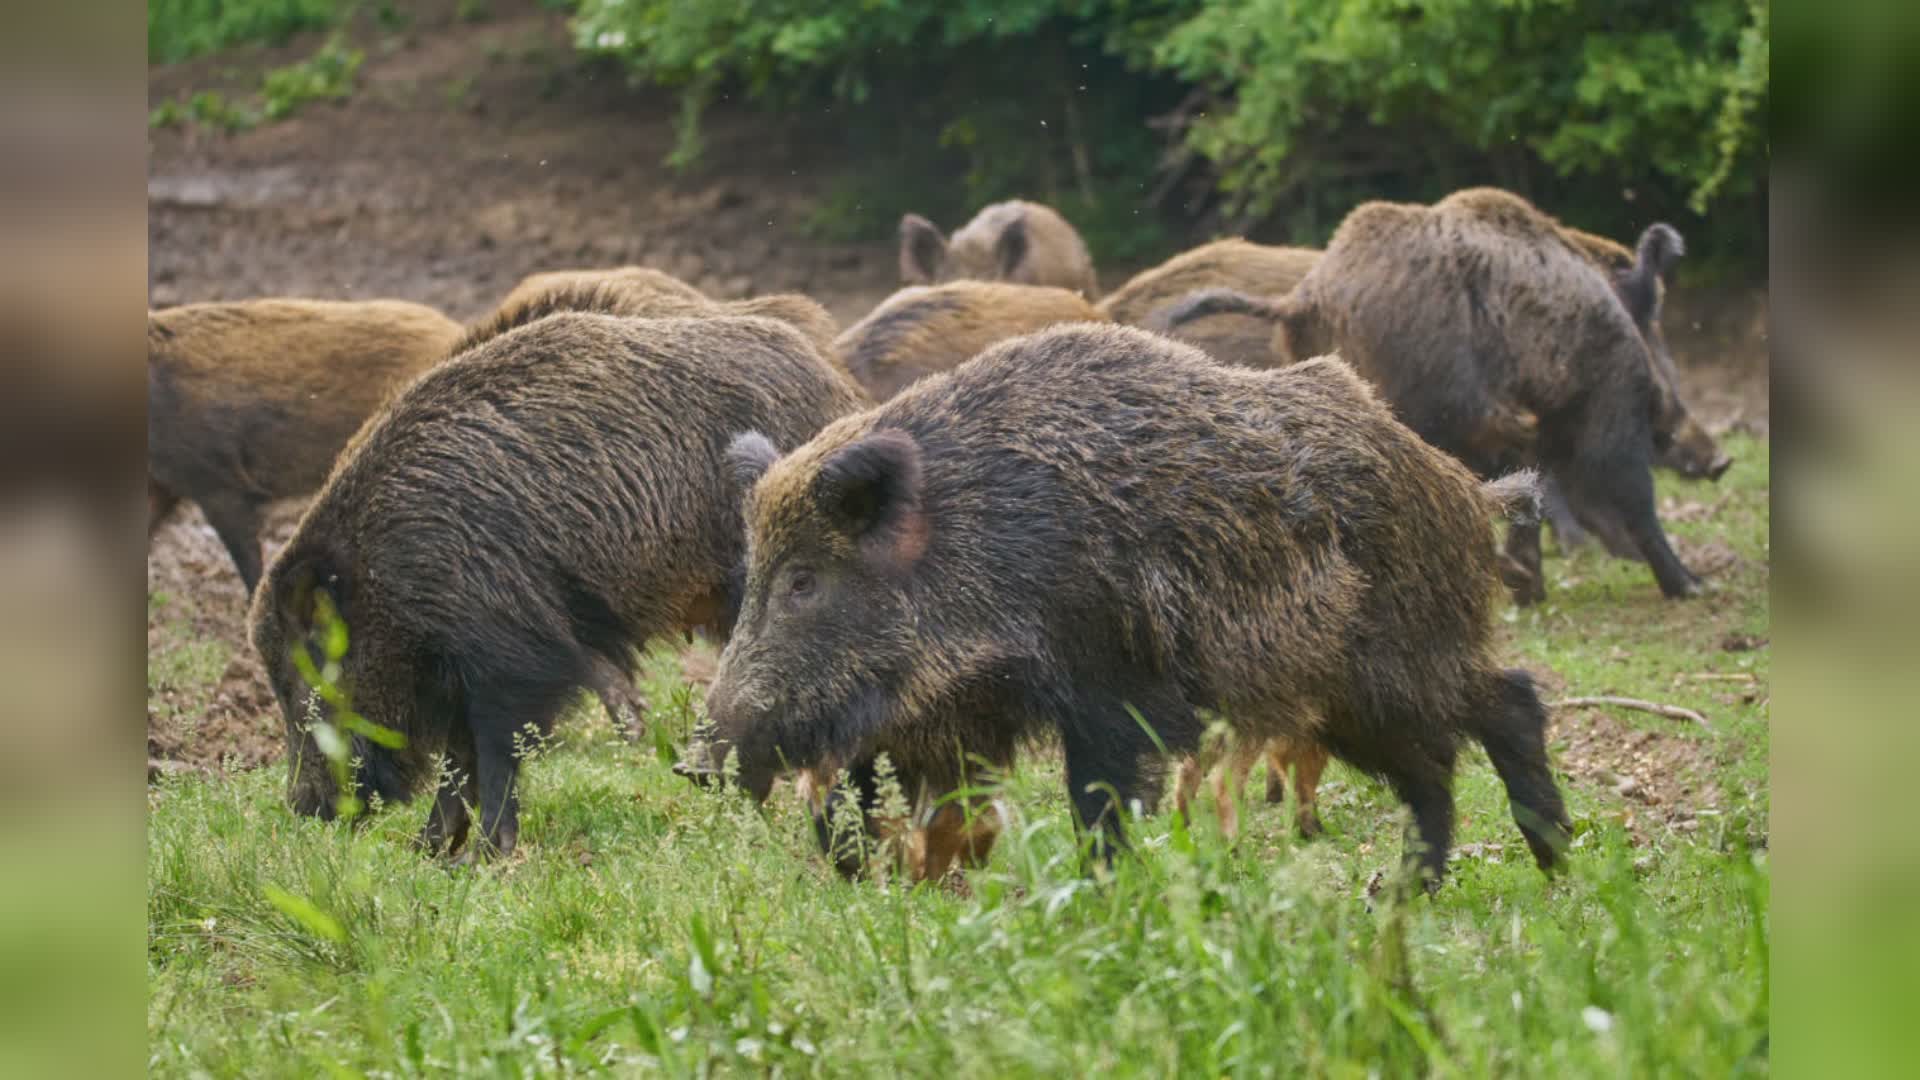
1554;696;1710;729
1684;672;1756;682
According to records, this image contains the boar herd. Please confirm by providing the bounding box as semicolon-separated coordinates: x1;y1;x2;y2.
148;190;1729;889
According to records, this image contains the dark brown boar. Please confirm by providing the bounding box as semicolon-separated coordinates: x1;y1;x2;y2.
147;299;465;592
470;269;842;360
1149;188;1718;602
1100;239;1320;368
899;201;1100;298
249;312;867;860
835;281;1106;401
688;323;1570;887
1557;222;1728;481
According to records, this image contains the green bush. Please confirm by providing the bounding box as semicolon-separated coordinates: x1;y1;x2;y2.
574;0;1769;270
149;0;341;64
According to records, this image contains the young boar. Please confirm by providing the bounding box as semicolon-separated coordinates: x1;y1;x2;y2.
249;312;867;860
899;201;1100;298
1100;239;1320;369
836;281;1105;401
471;268;840;359
1174;733;1330;842
1150;188;1722;602
148;299;465;592
688;323;1570;887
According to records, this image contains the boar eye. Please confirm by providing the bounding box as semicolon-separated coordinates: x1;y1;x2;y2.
788;569;816;598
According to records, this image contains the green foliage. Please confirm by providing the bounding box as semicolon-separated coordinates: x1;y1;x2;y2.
259;37;364;119
573;1;1185;263
151;37;365;133
148;0;341;64
148;436;1771;1073
575;0;1769;268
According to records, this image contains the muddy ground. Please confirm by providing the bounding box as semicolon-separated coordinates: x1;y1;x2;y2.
147;1;1770;822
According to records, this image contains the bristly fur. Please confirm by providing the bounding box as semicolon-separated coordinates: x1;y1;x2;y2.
250;311;867;859
701;322;1571;884
1152;186;1721;603
834;281;1105;401
147;298;464;591
460;267;844;365
1104;239;1319;369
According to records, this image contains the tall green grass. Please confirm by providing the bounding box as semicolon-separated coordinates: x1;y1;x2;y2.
148;434;1769;1075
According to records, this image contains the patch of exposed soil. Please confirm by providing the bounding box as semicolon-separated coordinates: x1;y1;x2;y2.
1550;708;1724;838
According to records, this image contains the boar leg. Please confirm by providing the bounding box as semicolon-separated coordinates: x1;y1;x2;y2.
1542;479;1592;554
1473;670;1571;872
1501;521;1548;606
813;757;882;879
1062;685;1193;863
195;492;266;594
1286;741;1329;839
588;654;646;740
465;682;567;860
1332;722;1455;890
1387;751;1457;892
418;728;478;858
1263;738;1289;804
1565;458;1699;598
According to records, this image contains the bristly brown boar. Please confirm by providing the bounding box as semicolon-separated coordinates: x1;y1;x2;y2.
1102;238;1319;369
1148;187;1724;603
898;201;1100;298
464;267;843;361
250;312;867;860
147;298;465;591
695;322;1569;887
835;281;1105;400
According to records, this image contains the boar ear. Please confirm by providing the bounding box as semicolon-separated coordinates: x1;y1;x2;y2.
815;429;928;567
899;215;947;284
273;552;351;649
994;217;1029;279
726;431;781;495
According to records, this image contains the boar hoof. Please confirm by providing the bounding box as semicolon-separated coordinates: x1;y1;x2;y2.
1297;810;1325;840
672;758;719;787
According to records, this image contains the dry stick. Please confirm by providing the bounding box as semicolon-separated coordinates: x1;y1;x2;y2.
1554;695;1711;729
1684;672;1756;682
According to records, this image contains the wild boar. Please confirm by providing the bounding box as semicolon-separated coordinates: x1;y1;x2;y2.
471;268;841;359
147;299;464;591
836;281;1105;401
688;323;1570;887
250;312;867;860
1148;188;1721;602
899;201;1100;298
1100;239;1320;368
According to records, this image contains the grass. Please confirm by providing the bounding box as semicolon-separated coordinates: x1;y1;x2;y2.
147;433;1769;1076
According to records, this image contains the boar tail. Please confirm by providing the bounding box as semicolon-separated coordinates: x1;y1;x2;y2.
1480;469;1543;525
1618;223;1685;327
1142;287;1285;335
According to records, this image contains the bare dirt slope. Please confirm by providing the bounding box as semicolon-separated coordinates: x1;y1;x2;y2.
147;1;1768;776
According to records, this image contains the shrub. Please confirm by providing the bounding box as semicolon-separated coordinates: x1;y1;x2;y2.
574;0;1769;272
149;0;341;64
